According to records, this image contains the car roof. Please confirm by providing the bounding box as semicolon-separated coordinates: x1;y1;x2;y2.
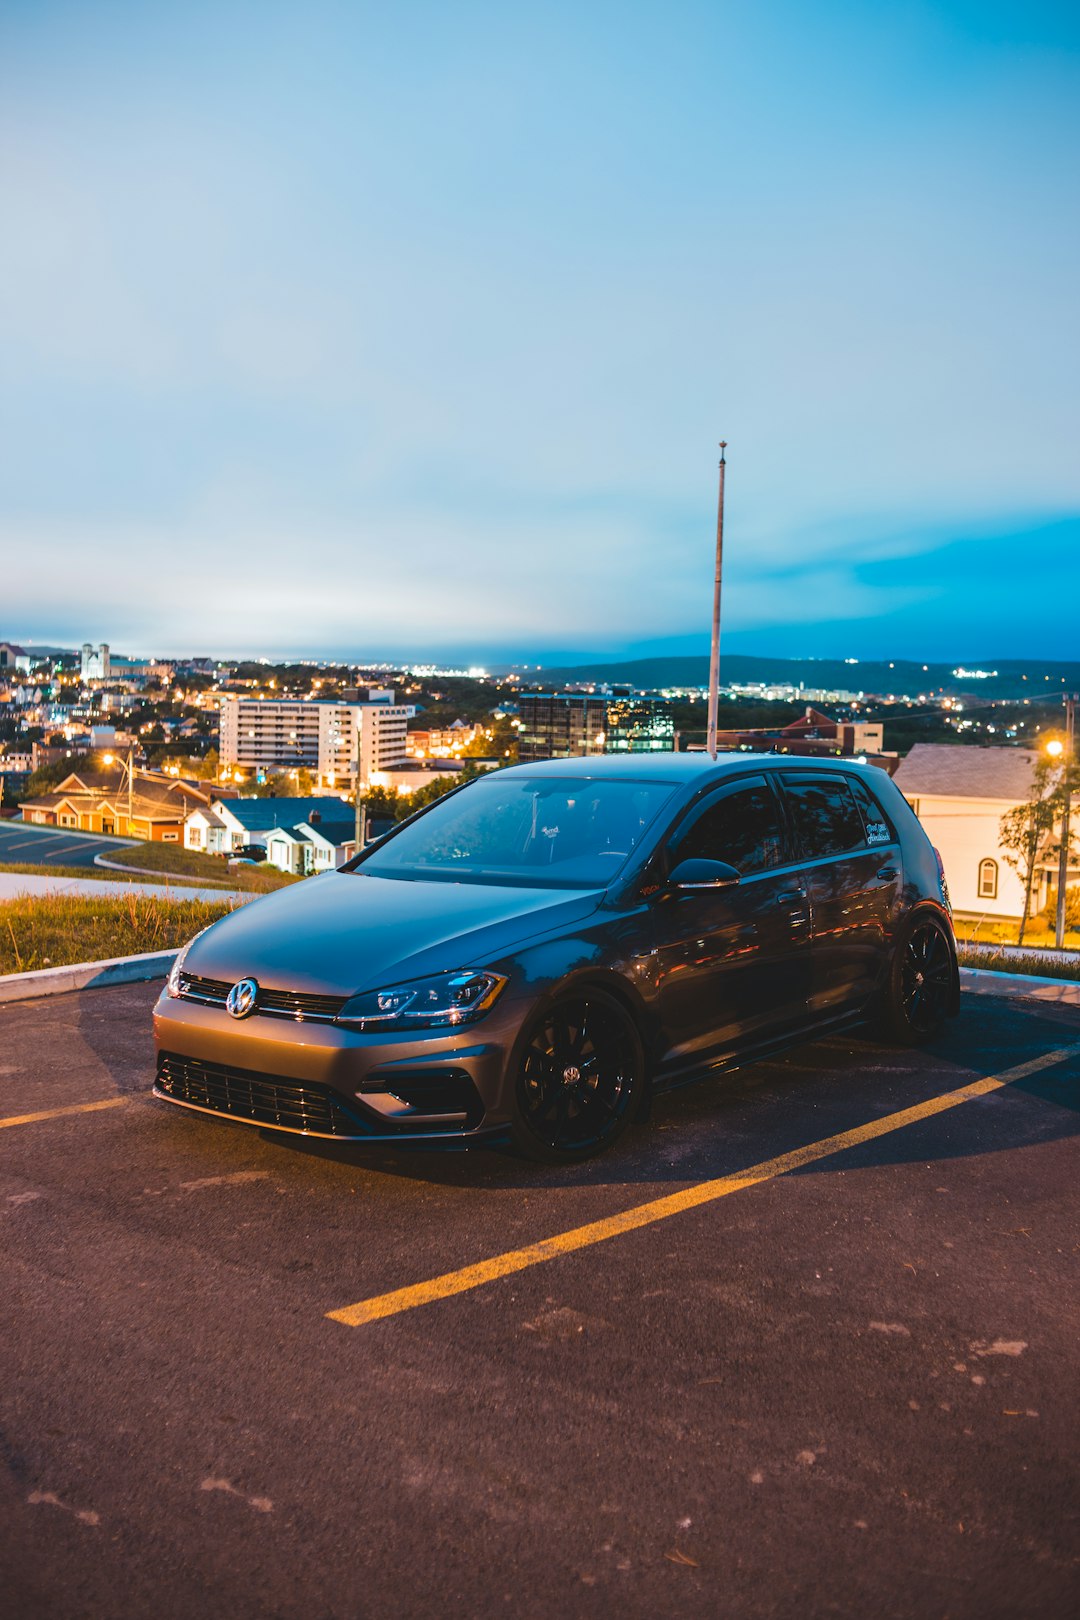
500;752;878;784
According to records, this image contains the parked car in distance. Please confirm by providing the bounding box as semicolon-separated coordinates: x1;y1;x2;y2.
233;844;267;862
154;755;959;1163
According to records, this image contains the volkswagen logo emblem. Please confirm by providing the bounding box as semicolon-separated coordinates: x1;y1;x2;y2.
226;978;259;1019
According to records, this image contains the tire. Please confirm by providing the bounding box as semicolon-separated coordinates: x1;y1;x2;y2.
877;912;956;1045
509;989;645;1164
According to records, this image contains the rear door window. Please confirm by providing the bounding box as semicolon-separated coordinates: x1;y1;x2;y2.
672;778;786;875
782;775;866;860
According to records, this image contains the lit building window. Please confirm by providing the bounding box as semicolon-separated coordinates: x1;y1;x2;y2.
978;858;998;900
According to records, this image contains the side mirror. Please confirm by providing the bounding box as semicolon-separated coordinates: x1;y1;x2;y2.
668;857;741;889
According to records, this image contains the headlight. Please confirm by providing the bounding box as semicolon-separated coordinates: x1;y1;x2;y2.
336;970;507;1031
166;927;212;997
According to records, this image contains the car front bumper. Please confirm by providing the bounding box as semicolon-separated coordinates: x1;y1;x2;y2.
152;988;531;1143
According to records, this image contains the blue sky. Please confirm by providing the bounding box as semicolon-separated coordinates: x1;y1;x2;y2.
2;0;1078;662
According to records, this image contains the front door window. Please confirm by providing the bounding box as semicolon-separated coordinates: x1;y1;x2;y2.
652;777;810;1069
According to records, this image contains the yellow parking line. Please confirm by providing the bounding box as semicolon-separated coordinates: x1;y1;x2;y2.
327;1042;1080;1328
0;1098;128;1131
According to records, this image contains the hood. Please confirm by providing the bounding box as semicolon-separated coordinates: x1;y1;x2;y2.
182;871;604;996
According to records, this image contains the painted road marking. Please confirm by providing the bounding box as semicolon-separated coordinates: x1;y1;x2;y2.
0;1098;128;1131
327;1042;1080;1328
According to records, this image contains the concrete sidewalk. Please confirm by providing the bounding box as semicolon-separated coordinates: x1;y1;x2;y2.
0;870;244;905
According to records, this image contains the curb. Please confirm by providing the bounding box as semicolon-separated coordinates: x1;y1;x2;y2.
959;966;1080;1007
93;853;232;886
0;950;178;1004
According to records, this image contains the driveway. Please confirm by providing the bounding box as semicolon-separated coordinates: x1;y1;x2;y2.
0;820;135;868
1;985;1078;1619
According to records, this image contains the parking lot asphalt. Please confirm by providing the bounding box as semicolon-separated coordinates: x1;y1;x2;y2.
1;984;1078;1619
0;821;133;869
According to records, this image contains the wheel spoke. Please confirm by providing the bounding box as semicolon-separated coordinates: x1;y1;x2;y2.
898;922;954;1034
518;997;637;1153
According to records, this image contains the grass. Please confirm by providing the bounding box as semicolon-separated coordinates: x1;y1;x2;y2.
954;917;1080;951
98;841;298;892
957;943;1080;983
0;892;238;975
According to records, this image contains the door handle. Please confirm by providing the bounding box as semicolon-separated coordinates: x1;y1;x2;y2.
776;889;806;904
876;867;899;880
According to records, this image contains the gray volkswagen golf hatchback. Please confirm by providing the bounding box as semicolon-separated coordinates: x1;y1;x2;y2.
154;754;959;1162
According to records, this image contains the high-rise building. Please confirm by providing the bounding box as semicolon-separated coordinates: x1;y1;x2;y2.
517;693;675;764
219;691;413;786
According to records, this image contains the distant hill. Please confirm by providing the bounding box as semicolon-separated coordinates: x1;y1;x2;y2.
516;655;1080;703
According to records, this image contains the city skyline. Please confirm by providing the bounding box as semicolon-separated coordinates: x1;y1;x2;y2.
3;1;1078;660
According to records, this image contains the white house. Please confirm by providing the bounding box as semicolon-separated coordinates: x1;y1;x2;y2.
892;744;1059;921
184;795;351;854
264;817;357;876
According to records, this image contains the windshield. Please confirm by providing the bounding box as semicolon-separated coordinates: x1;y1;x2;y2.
356;773;678;888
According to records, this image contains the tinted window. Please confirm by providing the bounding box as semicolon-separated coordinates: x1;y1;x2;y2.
674;781;785;874
783;776;865;859
848;774;895;846
358;774;677;888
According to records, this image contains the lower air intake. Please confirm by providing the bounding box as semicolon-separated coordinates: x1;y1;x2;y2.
156;1053;372;1138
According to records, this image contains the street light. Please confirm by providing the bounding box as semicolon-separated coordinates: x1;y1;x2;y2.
1049;698;1077;949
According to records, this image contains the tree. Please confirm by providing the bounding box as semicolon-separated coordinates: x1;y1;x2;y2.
355;785;399;821
21;757;75;798
252;768;317;798
999;757;1061;944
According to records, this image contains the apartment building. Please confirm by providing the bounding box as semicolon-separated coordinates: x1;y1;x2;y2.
219;690;413;786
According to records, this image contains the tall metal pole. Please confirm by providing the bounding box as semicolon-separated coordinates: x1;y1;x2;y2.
127;745;134;835
1054;694;1076;949
706;441;727;759
353;721;367;855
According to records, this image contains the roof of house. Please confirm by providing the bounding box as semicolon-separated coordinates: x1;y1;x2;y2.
266;826;305;845
892;744;1039;802
266;818;355;846
47;769;208;803
301;819;356;846
216;796;350;831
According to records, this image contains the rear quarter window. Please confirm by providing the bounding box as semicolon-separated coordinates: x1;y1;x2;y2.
847;774;896;846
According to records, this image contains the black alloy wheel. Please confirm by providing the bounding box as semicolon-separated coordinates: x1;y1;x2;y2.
511;990;644;1163
879;913;955;1044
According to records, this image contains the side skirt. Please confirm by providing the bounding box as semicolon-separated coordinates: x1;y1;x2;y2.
651;1008;869;1095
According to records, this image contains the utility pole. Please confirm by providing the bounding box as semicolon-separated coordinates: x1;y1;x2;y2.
706;442;727;759
1054;693;1076;950
127;745;134;836
354;785;367;855
353;722;367;855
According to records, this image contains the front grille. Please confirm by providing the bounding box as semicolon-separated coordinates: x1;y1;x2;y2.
177;974;348;1024
156;1053;372;1137
176;974;229;1006
258;986;349;1021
